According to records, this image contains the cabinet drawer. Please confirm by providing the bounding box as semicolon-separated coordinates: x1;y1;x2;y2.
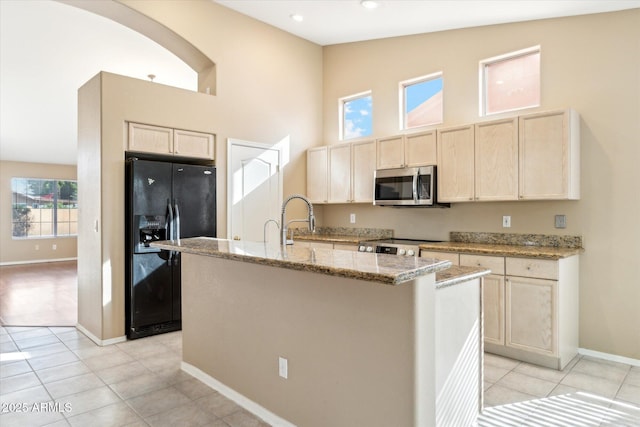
506;257;558;280
460;254;504;275
420;251;459;265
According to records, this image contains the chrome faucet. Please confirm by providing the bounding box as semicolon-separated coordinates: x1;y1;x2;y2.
280;194;315;245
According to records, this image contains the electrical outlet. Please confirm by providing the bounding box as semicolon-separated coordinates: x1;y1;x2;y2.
52;244;57;250
278;357;288;379
555;214;567;229
350;213;356;224
502;216;511;228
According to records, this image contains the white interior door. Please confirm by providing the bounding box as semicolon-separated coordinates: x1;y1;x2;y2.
228;139;282;244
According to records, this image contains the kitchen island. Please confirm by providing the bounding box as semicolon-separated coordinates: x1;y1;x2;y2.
153;237;489;427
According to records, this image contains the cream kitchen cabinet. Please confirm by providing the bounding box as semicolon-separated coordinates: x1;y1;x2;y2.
328;143;352;203
376;130;437;170
437;119;517;202
306;147;328;203
475;117;518;201
459;255;506;347
307;140;375;204
519;109;580;200
128;122;214;160
436;124;475;202
445;251;579;370
351;140;376;203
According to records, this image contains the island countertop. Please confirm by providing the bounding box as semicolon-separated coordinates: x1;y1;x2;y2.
152;237;452;285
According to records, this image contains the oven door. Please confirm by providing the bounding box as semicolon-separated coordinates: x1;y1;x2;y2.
373;168;418;206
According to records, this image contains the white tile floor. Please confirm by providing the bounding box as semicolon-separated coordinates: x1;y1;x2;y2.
1;326;639;426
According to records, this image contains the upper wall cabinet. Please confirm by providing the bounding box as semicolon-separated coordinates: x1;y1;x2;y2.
351;140;376;203
475;117;519;201
437;119;518;202
437;124;475;202
437;109;580;203
328;143;352;203
306;146;328;203
128;122;215;160
519;109;580;200
376;130;437;170
307;140;375;204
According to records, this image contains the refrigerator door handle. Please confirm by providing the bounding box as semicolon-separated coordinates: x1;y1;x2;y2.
167;199;174;264
174;200;181;241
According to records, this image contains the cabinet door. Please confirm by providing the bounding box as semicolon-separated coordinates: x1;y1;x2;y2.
307;147;328;203
483;274;505;346
128;123;173;155
506;276;557;356
328;144;352;203
173;129;214;160
405;130;437;167
436;125;475;202
376;135;405;169
475;118;518;201
519;109;580;200
351;140;376;203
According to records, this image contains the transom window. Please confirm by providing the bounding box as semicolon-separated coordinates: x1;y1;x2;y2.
339;91;372;140
11;178;78;238
480;46;540;116
400;72;443;129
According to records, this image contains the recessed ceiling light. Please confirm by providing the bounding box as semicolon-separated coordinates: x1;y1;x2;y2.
290;13;304;22
360;0;379;9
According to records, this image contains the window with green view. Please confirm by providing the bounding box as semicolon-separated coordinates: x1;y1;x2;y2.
11;178;78;238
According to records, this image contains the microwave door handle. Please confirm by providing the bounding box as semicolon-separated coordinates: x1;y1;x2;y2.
413;171;419;203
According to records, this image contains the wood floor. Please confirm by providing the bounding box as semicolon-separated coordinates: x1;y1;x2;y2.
0;260;77;326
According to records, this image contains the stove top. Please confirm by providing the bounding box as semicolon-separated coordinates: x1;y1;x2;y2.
357;238;443;256
366;238;442;245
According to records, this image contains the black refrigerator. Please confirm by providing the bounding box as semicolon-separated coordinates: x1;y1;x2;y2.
125;157;216;339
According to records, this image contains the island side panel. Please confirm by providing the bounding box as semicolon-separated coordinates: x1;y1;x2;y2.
435;278;482;426
181;253;435;427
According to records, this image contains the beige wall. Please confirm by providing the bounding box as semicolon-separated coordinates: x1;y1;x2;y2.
122;0;323;226
0;160;77;264
77;0;323;341
321;10;640;359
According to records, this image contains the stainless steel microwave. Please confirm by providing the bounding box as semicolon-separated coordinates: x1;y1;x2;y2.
374;166;448;207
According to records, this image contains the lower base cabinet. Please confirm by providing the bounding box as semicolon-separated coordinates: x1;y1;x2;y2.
424;250;579;370
483;274;506;347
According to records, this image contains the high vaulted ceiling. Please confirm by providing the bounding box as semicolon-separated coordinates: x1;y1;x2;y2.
214;0;640;46
2;1;639;165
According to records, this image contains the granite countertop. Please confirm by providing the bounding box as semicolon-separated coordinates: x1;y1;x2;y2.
152;237;452;286
293;234;362;245
419;241;583;259
434;265;491;289
292;227;392;245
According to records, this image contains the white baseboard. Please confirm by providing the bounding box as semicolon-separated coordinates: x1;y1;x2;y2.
579;347;640;367
0;257;77;266
181;361;296;427
75;323;126;347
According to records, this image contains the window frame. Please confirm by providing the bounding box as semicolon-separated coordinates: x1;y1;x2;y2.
339;90;373;141
479;45;541;117
11;177;78;239
399;71;444;130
